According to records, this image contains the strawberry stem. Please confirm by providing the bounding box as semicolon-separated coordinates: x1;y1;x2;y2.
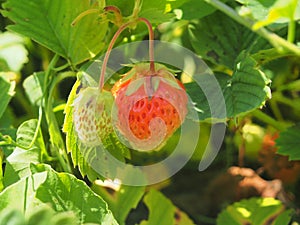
138;17;155;74
99;17;155;90
99;21;132;90
104;5;123;26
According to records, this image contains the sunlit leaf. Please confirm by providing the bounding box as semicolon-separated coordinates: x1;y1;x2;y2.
23;72;44;106
33;164;119;224
276;124;300;160
253;0;300;29
139;189;175;225
217;197;292;225
2;0;108;65
0;75;15;119
0;32;28;72
3;119;46;187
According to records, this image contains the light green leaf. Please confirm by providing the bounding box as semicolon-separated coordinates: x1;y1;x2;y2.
0;206;79;225
2;0;108;65
0;31;28;72
3;119;46;187
94;184;145;225
217;197;291;225
253;0;300;29
185;54;271;120
235;0;275;21
189;11;270;69
276;124;300;160
34;165;119;225
0;75;15;119
0;171;47;216
23;72;44;106
139;189;175;225
0;209;25;225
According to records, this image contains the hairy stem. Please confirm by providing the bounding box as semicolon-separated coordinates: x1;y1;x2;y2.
99;17;155;90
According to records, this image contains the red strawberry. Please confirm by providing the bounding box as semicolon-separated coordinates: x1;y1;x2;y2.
111;63;188;151
73;87;114;147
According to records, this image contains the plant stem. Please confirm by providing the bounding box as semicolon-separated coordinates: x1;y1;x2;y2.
203;0;300;56
251;109;287;131
288;19;296;43
71;9;100;26
98;21;133;90
104;5;123;26
138;17;155;73
98;17;155;90
43;54;72;173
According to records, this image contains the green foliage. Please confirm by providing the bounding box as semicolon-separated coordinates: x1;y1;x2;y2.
185;53;271;120
0;75;15;119
217;197;292;225
2;0;108;65
0;206;79;225
0;164;119;224
189;11;270;69
3;119;45;187
276;124;300;160
0;31;28;71
0;0;300;224
94;184;145;225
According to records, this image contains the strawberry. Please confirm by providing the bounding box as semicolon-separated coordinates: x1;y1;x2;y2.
73;87;114;147
111;63;188;151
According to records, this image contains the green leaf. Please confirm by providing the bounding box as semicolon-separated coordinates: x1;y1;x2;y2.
3;119;46;187
0;206;79;225
235;0;275;21
217;197;292;225
177;0;220;20
0;164;118;224
276;124;300;160
0;75;15;119
139;189;175;225
189;11;270;69
185;54;271;120
253;0;300;29
23;72;44;106
0;209;26;225
94;184;145;225
0;31;28;72
2;0;108;65
0;171;48;216
33;165;118;224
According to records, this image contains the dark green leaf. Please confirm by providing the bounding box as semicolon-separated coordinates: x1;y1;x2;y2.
178;0;219;20
185;54;271;120
276;124;300;160
189;11;270;68
2;0;108;65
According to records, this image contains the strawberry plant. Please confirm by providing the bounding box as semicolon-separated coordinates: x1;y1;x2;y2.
0;0;300;224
